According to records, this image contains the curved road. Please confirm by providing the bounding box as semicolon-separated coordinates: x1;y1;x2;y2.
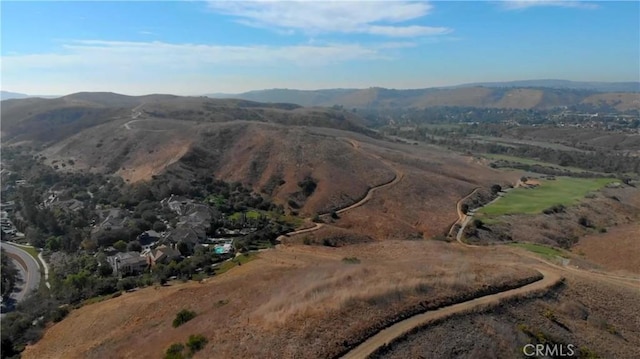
452;187;640;289
341;268;562;359
340;182;638;358
447;187;481;240
1;242;41;302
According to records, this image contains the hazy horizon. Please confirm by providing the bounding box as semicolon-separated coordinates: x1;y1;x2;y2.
2;1;639;96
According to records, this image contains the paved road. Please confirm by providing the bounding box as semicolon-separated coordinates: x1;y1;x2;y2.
1;242;41;302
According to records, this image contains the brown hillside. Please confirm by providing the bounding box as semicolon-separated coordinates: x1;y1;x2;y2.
23;241;539;359
495;88;544;109
377;274;640;359
582;92;640;111
38;118;395;216
572;223;640;274
331;144;516;239
414;87;495;108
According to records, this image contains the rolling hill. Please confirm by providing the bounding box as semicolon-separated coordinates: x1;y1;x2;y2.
1;92;504;222
209;84;640;111
0;93;440;218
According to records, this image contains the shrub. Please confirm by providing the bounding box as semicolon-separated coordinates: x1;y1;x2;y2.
578;216;593;228
50;306;70;323
117;277;137;291
298;176;317;197
186;334;208;354
432;234;449;242
342;257;360;264
543;204;566;214
173;309;196;327
165;343;185;359
579;347;600;359
543;309;556;321
322;238;337;247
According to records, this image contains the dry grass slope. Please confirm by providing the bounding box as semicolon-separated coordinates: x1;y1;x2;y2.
23;241;539;359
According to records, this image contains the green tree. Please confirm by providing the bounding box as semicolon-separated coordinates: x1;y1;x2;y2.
113;240;127;252
127;240;142;252
1;252;18;300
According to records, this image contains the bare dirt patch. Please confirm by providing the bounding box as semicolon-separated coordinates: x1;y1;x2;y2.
572;223;640;274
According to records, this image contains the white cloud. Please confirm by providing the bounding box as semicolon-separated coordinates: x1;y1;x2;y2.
2;39;384;70
1;39;402;94
207;0;451;37
500;0;599;10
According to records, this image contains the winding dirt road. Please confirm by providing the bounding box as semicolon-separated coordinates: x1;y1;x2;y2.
281;138;404;240
341;268;562;359
452;187;640;289
336;139;404;215
447;187;481;241
340;183;638;358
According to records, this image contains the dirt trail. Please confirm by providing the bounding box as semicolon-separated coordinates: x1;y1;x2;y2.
505;247;640;290
341;267;562;359
282;138;404;239
452;187;640;289
336;139;404;215
342;186;638;358
447;187;481;241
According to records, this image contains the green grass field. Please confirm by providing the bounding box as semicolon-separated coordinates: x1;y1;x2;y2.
509;242;568;260
477;177;615;218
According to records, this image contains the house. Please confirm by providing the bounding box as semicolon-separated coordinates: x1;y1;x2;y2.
138;230;161;245
93;208;130;233
161;195;191;216
52;199;84;212
146;245;182;265
107;252;148;276
166;227;202;245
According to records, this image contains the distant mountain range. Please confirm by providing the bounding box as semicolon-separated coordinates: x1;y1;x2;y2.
1;91;59;100
4;79;638;110
207;80;640;110
448;79;640;92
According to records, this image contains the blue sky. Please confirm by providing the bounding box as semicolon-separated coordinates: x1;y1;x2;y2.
1;1;639;95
